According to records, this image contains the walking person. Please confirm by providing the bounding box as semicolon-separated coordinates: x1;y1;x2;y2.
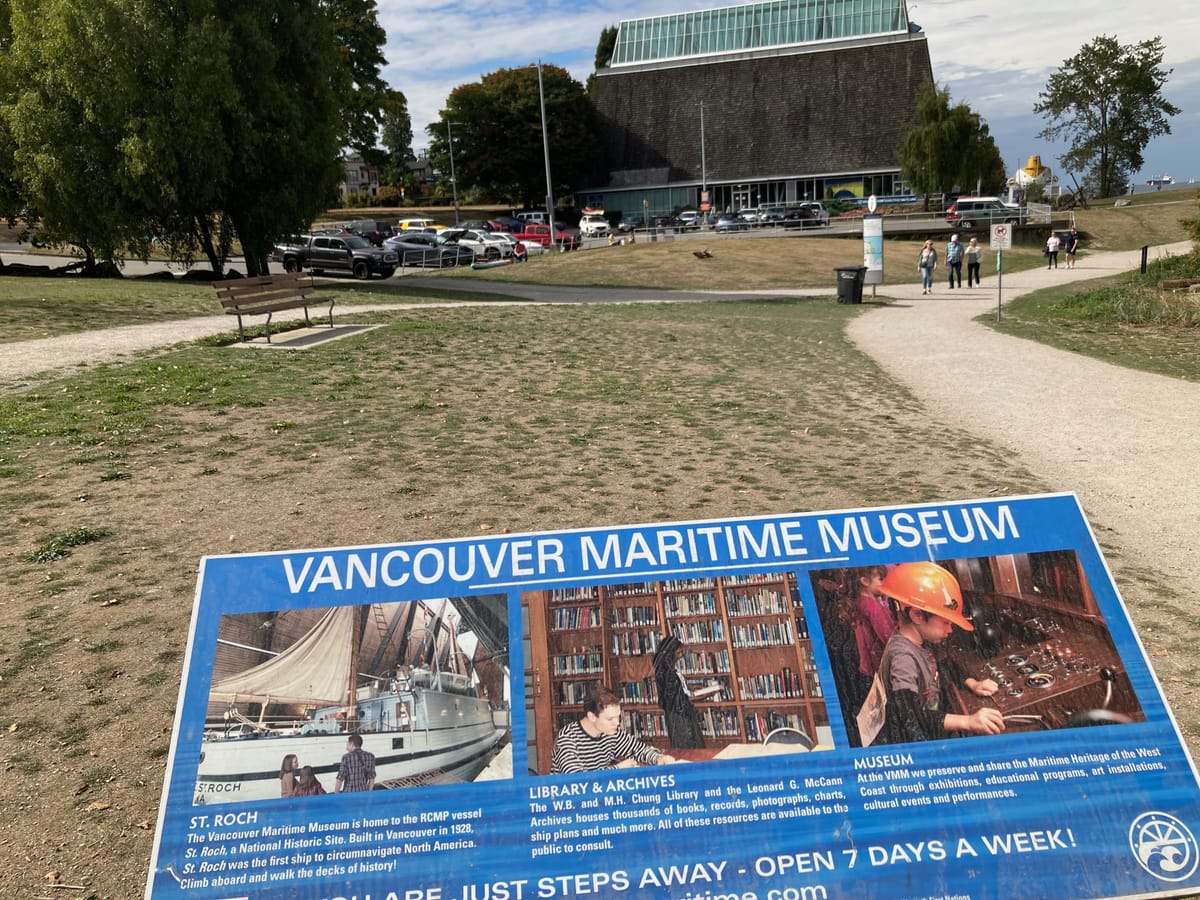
1045;231;1061;269
918;240;937;294
964;238;984;287
945;234;963;288
1062;228;1080;268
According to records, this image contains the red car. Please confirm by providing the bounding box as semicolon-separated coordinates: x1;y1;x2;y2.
513;222;579;250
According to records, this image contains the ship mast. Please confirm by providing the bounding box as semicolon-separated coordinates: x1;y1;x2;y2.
345;605;365;731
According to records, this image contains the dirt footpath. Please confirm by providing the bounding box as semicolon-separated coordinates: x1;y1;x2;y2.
848;242;1199;724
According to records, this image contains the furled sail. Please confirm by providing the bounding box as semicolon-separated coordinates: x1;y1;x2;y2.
209;606;355;705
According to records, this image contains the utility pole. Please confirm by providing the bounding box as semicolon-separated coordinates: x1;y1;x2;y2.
536;61;556;228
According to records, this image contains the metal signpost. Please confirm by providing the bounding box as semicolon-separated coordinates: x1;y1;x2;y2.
990;223;1013;321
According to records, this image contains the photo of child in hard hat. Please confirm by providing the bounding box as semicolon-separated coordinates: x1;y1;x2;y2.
870;561;1006;745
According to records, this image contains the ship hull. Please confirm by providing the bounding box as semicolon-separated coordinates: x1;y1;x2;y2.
195;691;506;803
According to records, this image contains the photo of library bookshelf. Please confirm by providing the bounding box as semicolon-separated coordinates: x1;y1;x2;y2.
522;572;831;775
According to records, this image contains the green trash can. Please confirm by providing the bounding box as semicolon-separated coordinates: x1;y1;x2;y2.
835;266;867;303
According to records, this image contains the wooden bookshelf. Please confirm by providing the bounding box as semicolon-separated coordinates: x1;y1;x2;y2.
524;573;829;773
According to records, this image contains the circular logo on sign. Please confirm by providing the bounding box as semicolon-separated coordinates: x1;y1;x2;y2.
995;225;1007;237
1129;811;1199;882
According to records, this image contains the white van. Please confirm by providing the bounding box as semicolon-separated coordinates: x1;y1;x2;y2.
516;211;550;225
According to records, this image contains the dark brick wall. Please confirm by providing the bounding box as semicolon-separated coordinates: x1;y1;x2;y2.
590;36;934;187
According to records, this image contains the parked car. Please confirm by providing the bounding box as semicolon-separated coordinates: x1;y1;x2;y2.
617;215;645;233
516;210;551;226
396;217;445;232
491;232;545;257
677;210;703;230
945;196;1023;228
651;215;679;229
274;233;397;279
715;215;747;233
736;208;762;226
513;222;580;250
346;219;395;246
782;207;819;228
441;228;515;260
796;201;831;226
383;231;473;268
459;219;510;232
490;215;524;233
489;232;542;256
759;206;787;225
578;213;610;238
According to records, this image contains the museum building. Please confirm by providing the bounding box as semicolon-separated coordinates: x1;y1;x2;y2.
584;0;933;220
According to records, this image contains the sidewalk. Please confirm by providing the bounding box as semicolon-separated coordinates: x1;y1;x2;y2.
847;241;1197;611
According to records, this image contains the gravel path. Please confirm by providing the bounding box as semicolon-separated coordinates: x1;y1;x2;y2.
847;240;1197;608
3;244;1194;607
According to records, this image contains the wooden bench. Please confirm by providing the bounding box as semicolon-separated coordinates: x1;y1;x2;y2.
212;272;335;343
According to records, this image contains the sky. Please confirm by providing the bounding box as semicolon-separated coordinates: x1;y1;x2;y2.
375;0;1200;189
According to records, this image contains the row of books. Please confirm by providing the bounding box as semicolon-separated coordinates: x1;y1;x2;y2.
669;619;726;644
551;649;604;675
729;620;795;648
618;677;660;705
622;710;668;738
550;587;599;604
678;648;731;674
557;679;600;705
699;707;743;738
663;593;719;616
608;605;659;627
743;709;807;742
737;668;806;699
611;630;665;656
551;606;602;630
725;588;790;617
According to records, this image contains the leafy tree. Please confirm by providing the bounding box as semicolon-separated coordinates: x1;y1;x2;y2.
1034;35;1179;198
320;0;389;154
214;2;347;275
427;65;599;209
898;83;1006;208
0;0;383;276
0;3;27;245
595;26;618;69
379;88;414;186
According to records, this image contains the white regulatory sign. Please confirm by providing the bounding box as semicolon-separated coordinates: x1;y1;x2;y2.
990;223;1012;250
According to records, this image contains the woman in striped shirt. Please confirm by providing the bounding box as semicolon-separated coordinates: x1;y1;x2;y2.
551;685;682;773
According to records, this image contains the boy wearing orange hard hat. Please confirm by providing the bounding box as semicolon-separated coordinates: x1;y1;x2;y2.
873;562;1005;744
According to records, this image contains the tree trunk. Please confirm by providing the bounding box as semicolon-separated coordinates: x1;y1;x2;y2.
194;216;224;277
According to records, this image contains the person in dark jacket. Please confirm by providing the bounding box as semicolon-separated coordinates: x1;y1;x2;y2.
651;635;705;749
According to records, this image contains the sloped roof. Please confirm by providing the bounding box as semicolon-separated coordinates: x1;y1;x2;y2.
589;34;933;188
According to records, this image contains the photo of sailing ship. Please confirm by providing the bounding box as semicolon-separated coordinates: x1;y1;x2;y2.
194;596;510;804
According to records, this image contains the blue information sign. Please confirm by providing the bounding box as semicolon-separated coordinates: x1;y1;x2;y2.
146;494;1200;900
